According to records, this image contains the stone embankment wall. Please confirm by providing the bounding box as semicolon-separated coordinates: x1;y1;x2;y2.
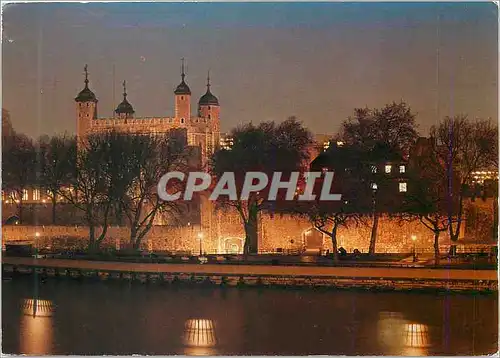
3;258;497;292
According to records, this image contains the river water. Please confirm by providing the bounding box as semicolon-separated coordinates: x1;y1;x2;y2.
2;277;498;355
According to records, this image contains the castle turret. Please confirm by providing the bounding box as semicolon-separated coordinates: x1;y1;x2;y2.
115;80;135;119
75;64;98;141
198;71;220;124
174;58;191;125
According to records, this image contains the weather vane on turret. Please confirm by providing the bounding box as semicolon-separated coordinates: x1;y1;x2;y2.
84;64;89;87
122;80;127;98
181;58;186;81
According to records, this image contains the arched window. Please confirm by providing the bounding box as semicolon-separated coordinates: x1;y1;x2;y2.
208;114;211;120
181;118;185;124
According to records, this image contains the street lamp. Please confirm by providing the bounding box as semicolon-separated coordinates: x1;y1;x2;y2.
35;232;40;258
411;235;417;262
198;232;204;256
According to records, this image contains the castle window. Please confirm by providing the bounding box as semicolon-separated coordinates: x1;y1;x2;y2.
181;118;185;124
208;106;211;110
399;165;406;173
22;189;28;201
399;182;407;192
181;96;184;100
208;114;211;120
33;189;40;201
385;164;392;174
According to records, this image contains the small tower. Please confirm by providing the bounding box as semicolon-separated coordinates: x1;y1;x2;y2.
115;80;135;119
174;58;191;125
198;70;220;123
198;71;221;156
75;64;98;141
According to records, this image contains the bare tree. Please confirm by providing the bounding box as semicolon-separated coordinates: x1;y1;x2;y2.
120;131;191;250
61;132;136;251
430;116;498;245
402;138;449;264
296;144;371;262
2;133;36;223
211;118;313;254
38;134;77;224
340;102;419;254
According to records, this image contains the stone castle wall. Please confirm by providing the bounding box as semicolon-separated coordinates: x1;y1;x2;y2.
1;213;460;254
3;199;493;254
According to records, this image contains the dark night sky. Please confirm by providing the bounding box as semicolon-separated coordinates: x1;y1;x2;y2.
2;2;498;139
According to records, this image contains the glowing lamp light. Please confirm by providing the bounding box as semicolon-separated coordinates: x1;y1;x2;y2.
197;232;204;239
411;235;417;241
35;232;40;237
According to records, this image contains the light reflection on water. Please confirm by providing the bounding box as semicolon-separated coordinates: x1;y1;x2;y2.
3;280;496;355
183;319;217;356
20;298;54;355
377;311;429;356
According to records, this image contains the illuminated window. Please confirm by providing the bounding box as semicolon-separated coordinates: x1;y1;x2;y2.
385;165;392;174
371;183;378;190
371;165;377;173
22;189;28;201
33;189;40;201
399;165;406;173
322;167;329;173
1;191;4;201
399;182;407;192
336;141;344;147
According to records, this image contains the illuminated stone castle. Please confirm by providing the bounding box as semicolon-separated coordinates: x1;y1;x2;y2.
75;62;220;166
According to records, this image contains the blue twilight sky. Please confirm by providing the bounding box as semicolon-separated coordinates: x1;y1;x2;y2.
2;2;498;138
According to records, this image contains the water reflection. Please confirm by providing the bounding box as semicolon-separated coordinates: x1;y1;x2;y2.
183;319;217;356
22;299;54;317
20;299;54;355
405;323;429;348
378;312;429;356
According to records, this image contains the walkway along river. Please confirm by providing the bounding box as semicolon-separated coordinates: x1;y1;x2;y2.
2;257;497;291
